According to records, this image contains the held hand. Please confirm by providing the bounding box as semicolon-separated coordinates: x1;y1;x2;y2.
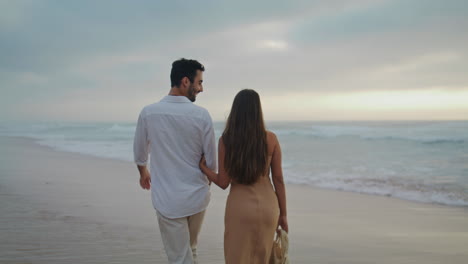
199;155;212;184
139;168;151;190
199;155;207;171
277;215;289;233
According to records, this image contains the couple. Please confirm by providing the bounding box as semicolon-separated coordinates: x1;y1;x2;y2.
133;58;288;264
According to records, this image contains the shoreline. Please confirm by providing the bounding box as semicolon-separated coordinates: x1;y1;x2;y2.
7;135;468;209
1;136;468;263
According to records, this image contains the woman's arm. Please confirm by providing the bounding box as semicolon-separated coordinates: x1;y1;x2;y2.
200;137;231;190
271;133;288;232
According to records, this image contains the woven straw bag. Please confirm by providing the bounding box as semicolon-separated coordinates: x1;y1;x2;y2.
269;229;290;264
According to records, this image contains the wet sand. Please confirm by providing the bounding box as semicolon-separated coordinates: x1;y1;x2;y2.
1;136;467;263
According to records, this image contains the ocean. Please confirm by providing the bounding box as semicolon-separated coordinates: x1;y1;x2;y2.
1;120;467;207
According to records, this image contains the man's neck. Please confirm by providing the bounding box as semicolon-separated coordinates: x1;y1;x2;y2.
168;87;184;96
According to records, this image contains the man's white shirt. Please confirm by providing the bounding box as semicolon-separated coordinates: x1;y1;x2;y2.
134;95;217;218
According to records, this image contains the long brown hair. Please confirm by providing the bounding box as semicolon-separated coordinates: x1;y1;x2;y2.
222;89;268;185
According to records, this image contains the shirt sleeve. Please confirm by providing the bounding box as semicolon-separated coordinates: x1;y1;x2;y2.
133;109;150;166
202;110;217;172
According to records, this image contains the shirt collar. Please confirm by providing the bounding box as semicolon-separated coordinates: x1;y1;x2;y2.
161;95;192;103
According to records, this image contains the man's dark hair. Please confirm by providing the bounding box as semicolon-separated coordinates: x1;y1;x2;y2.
170;58;205;87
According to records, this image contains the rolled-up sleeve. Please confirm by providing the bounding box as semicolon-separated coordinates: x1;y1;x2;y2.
134;109;150;166
202;111;217;172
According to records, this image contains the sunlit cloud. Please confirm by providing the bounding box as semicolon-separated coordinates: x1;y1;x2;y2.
321;89;468;111
370;52;462;75
260;88;468;121
258;40;289;51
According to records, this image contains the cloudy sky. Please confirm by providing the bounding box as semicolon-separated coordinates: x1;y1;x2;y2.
1;0;467;122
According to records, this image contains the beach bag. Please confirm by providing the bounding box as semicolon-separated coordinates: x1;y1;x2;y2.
270;229;290;264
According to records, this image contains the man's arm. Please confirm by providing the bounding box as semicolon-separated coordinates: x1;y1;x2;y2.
199;137;231;189
202;111;217;173
134;110;151;190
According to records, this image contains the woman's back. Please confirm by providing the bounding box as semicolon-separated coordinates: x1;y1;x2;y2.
198;89;288;263
224;131;280;264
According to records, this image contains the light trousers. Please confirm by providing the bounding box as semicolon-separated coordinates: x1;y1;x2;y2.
156;210;206;264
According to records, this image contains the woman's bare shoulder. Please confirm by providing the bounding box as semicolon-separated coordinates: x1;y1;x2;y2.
266;130;278;148
266;130;278;139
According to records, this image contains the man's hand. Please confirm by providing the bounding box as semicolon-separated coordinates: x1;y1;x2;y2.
138;166;151;190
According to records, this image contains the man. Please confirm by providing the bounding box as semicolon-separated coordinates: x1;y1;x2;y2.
134;58;216;264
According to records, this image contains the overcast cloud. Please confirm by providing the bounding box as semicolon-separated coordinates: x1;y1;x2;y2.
1;0;467;121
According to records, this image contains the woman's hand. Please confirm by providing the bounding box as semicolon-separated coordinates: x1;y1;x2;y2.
277;215;289;233
199;154;213;185
199;155;207;171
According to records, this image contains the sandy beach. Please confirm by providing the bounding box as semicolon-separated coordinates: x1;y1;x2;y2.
1;136;467;264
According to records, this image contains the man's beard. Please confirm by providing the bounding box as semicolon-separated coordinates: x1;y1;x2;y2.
187;84;197;102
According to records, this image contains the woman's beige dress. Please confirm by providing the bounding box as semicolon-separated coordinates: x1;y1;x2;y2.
224;158;280;264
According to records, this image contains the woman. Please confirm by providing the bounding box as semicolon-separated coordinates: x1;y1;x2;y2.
199;89;288;263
